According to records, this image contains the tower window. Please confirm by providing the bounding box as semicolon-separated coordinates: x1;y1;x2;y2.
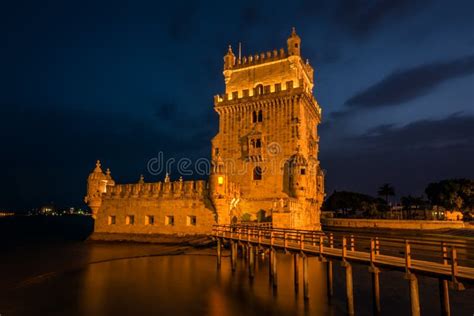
252;111;257;123
145;215;154;225
295;43;298;48
125;215;135;225
255;139;262;148
255;84;263;95
257;110;263;122
165;215;174;226
108;215;116;225
301;168;306;175
253;166;263;181
187;215;197;226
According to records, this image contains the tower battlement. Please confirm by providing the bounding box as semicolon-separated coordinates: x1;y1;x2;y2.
214;80;321;116
104;179;209;199
222;28;315;97
226;48;287;70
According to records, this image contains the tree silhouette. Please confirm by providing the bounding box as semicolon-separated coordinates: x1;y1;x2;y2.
401;195;426;219
378;183;395;204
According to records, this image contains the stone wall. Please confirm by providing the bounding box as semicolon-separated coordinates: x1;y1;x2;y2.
322;218;465;230
94;181;217;235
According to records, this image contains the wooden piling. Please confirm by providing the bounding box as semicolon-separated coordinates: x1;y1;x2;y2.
272;248;278;289
369;266;381;316
249;244;255;279
230;240;236;272
293;253;299;293
269;248;273;282
217;238;222;268
343;261;355;316
327;260;334;301
407;273;421;316
439;279;450;316
303;254;309;300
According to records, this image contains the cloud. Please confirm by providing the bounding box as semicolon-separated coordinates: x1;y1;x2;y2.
0;105;217;209
350;112;474;150
320;113;474;196
334;0;433;39
345;54;474;108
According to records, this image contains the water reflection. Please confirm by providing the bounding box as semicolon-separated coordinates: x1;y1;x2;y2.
76;254;331;316
2;250;474;316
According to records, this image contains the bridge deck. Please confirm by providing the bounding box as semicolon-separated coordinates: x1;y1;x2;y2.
212;225;474;282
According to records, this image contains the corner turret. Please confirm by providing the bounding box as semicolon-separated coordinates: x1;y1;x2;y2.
287;27;301;57
289;150;308;199
223;45;236;70
84;160;114;218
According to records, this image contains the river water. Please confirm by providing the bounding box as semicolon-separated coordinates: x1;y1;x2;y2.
1;242;473;316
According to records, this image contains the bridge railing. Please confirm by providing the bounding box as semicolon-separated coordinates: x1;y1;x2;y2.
212;224;474;272
212;224;474;315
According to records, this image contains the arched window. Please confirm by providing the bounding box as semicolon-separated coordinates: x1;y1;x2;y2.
252;111;257;123
253;166;262;180
257;110;263;122
255;139;262;148
250;139;255;148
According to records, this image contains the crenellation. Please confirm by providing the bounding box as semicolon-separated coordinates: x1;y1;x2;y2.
230;47;289;70
216;82;304;103
103;179;210;201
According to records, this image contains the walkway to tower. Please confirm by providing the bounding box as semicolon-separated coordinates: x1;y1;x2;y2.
212;224;474;316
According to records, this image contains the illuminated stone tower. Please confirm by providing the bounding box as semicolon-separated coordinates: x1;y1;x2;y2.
210;28;325;229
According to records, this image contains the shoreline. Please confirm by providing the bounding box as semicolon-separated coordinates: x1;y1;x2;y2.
88;232;215;247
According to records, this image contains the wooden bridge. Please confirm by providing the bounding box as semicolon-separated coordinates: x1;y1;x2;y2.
212;224;474;316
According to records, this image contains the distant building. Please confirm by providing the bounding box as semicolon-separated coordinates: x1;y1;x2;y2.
85;29;325;236
445;210;463;221
40;204;56;215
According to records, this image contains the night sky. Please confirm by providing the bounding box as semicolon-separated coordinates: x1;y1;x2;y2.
1;0;473;210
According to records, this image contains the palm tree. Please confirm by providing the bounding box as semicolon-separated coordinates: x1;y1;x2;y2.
378;183;395;204
378;184;395;218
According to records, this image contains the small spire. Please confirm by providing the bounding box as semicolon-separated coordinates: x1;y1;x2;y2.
106;168;111;176
179;176;183;182
139;174;144;184
292;27;296;36
227;45;233;54
94;160;102;172
164;172;170;183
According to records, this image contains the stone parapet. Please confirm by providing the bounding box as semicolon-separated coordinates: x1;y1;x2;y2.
322;218;466;230
103;180;208;200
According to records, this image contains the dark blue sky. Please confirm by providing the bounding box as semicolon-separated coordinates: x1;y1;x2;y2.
1;0;473;209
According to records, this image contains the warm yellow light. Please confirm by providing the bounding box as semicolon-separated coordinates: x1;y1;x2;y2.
218;176;224;185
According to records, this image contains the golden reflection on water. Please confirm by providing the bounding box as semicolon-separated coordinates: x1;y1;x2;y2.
77;253;332;316
4;246;474;316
